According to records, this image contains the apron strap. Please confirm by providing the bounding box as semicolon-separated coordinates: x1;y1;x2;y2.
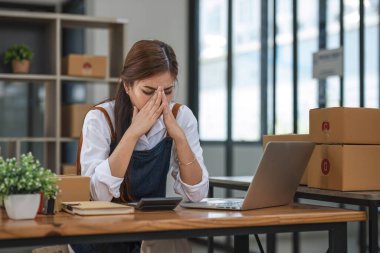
76;103;182;175
172;103;181;119
77;106;116;175
92;106;117;141
76;132;84;175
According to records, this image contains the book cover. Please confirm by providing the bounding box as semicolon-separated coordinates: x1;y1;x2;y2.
61;201;134;216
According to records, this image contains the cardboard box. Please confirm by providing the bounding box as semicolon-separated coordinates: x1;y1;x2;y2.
310;107;380;144
56;175;91;202
307;144;380;191
262;134;310;185
62;54;107;78
62;164;77;175
61;104;93;138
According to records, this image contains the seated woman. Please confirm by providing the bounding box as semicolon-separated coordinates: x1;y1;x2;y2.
72;39;209;253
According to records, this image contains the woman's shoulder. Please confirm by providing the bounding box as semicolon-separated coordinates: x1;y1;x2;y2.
95;100;115;111
173;103;197;125
85;100;115;124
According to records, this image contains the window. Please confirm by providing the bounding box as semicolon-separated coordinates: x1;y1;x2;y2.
326;0;341;107
232;0;261;140
275;0;293;134
199;0;228;141
343;1;360;107
364;1;379;107
191;0;380;160
297;0;318;134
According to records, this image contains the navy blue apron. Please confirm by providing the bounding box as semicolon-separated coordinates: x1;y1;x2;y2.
124;137;172;201
72;104;180;253
71;139;172;253
71;138;172;253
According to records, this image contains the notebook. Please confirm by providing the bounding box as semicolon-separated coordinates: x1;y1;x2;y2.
62;201;134;216
181;141;315;211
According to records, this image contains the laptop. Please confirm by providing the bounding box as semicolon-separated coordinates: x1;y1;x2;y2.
181;141;315;211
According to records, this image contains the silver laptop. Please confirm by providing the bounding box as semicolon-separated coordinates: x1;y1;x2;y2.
181;141;315;211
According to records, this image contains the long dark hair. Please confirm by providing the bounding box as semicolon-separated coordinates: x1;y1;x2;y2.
114;40;178;145
114;40;178;202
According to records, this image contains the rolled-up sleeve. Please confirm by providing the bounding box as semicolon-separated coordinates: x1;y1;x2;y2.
80;110;123;201
171;106;209;202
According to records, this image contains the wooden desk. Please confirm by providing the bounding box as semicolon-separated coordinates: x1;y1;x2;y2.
210;176;380;253
0;204;365;253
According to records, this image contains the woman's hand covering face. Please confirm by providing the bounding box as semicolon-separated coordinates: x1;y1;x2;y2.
128;87;165;137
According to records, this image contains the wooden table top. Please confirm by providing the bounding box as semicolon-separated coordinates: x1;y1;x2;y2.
0;204;365;240
210;176;380;200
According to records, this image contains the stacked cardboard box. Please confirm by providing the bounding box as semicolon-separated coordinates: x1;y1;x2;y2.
61;164;77;175
308;107;380;191
262;134;310;185
55;175;91;212
62;54;107;78
61;104;93;138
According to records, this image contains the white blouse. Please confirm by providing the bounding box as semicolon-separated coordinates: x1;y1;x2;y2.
80;101;209;202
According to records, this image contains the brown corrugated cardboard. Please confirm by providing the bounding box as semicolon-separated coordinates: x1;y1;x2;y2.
62;164;77;175
262;134;310;185
56;175;90;202
307;144;380;191
55;175;91;211
62;54;107;78
309;107;380;144
61;104;93;138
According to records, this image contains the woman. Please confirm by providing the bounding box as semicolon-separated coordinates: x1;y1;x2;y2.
73;40;209;253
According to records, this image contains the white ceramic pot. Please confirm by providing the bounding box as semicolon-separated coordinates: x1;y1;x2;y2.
4;194;40;220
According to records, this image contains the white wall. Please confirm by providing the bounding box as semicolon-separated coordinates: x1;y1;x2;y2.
84;0;188;196
85;0;188;104
83;0;263;195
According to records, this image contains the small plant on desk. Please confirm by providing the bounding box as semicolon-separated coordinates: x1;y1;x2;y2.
0;153;59;220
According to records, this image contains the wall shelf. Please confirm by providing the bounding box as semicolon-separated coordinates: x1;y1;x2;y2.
0;10;127;173
60;75;119;83
0;74;57;81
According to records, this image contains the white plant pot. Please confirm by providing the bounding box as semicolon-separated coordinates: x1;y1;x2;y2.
4;194;40;220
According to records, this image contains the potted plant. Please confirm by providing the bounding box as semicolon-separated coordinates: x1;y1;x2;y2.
0;153;59;220
3;44;33;74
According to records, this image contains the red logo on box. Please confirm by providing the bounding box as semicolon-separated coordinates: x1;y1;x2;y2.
83;62;92;69
82;62;93;75
321;159;330;175
322;121;330;132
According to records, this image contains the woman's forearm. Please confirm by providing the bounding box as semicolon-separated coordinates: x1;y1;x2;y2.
108;130;139;178
174;134;203;185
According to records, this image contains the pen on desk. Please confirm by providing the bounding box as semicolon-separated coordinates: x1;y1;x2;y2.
62;203;80;211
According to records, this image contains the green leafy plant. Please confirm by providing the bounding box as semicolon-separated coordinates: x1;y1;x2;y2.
0;153;59;199
3;44;33;64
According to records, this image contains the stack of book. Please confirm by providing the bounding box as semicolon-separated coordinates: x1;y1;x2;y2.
61;201;134;216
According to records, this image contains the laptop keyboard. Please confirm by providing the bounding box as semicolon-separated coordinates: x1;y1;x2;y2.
213;200;242;209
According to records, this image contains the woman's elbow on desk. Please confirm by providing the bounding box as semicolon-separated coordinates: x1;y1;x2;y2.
90;178;118;202
174;180;209;202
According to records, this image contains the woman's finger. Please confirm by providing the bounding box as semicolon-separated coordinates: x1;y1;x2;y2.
152;87;163;110
143;89;159;111
132;106;138;119
155;88;162;105
153;102;166;120
161;91;168;114
132;106;139;118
